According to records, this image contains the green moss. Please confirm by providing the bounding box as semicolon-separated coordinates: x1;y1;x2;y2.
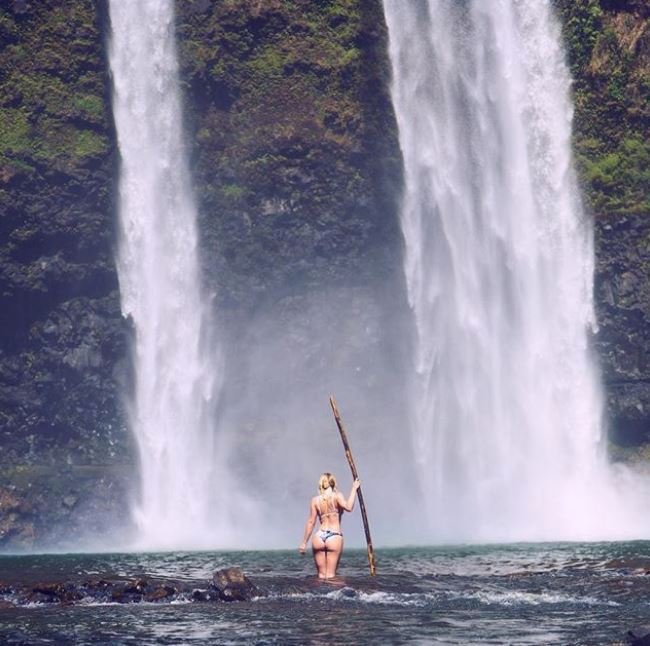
73;93;104;121
560;0;603;74
0;108;30;155
578;137;650;214
221;183;246;201
555;0;648;214
73;129;107;158
247;46;286;78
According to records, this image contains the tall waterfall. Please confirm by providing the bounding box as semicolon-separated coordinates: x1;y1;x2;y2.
384;0;648;540
108;1;222;548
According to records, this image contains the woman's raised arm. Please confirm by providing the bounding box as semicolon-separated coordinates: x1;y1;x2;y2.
337;479;360;512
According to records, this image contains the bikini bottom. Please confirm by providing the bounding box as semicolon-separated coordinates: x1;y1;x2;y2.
317;529;343;542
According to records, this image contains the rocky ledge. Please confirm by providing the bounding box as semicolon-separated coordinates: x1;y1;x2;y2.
0;567;258;607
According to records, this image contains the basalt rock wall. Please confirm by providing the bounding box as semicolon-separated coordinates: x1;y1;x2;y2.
555;0;650;450
0;0;131;548
0;0;647;549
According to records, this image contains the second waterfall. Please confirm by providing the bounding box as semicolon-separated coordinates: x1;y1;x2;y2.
383;0;634;540
108;0;222;548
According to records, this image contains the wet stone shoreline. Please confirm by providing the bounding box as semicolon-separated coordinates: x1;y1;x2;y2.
0;567;258;607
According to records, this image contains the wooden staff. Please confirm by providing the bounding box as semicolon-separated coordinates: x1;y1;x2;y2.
329;395;377;576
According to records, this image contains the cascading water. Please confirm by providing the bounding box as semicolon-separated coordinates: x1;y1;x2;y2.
108;0;223;548
383;0;649;541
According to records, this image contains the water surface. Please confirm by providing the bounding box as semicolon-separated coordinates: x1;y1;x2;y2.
1;542;648;644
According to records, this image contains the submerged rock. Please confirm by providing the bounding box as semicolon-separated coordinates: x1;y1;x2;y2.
0;568;259;607
628;628;650;646
211;567;258;602
145;585;177;602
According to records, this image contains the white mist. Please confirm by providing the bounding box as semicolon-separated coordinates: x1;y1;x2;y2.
108;0;223;549
384;0;649;541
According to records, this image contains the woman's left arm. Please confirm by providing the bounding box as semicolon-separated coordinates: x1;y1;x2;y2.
299;499;318;553
337;479;360;512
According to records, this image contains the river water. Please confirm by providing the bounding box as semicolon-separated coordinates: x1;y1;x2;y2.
1;542;648;644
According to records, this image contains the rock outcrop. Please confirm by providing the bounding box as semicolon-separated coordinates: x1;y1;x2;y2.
556;0;650;450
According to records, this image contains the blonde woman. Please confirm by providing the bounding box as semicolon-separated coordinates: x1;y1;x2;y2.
299;472;360;579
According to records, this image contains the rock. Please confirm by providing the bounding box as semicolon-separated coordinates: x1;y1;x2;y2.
211;567;258;602
191;588;209;602
145;585;177;602
111;578;148;603
62;495;77;509
29;582;83;605
32;583;65;597
628;629;650;645
123;578;148;594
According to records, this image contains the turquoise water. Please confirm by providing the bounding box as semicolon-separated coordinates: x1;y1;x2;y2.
0;542;648;644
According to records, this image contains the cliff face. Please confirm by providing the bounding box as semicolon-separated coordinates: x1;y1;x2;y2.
555;0;650;449
175;0;402;309
174;0;410;495
0;0;408;548
0;0;647;548
0;0;130;548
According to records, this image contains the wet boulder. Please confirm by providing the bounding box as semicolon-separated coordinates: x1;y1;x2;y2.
628;628;650;646
145;585;177;602
211;567;258;602
111;578;148;603
28;583;82;605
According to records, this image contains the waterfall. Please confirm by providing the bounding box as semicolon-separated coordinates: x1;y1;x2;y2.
384;0;649;541
108;0;222;548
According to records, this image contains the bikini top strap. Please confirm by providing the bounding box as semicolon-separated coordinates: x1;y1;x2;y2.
320;491;338;517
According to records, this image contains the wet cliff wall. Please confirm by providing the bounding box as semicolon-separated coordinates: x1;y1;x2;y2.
555;0;650;453
0;0;647;548
0;0;406;549
0;1;130;548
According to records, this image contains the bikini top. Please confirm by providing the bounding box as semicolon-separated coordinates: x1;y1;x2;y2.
319;492;339;519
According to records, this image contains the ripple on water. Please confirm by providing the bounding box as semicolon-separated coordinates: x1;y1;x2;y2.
0;542;648;645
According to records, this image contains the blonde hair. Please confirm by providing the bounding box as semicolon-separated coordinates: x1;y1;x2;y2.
318;472;337;494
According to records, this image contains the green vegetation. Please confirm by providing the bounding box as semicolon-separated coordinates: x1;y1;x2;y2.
73;93;104;121
174;0;400;301
559;0;603;75
73;129;107;158
0;108;30;156
578;137;650;213
555;0;649;214
221;183;246;202
0;1;111;174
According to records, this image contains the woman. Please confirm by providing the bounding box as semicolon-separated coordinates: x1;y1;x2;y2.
299;472;360;579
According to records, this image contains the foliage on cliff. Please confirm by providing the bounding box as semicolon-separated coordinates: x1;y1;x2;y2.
555;0;649;214
0;1;128;469
175;0;402;309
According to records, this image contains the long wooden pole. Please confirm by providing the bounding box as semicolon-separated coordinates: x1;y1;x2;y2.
329;395;377;576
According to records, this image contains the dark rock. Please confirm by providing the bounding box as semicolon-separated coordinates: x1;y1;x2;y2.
628;628;650;645
29;582;83;604
594;213;650;447
145;585;177;602
211;567;258;602
191;588;209;602
123;578;148;594
62;495;78;509
32;583;65;597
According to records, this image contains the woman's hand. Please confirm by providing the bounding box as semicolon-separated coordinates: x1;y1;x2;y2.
299;541;307;554
353;478;361;491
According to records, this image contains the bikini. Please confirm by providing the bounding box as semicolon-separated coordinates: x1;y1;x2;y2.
318;529;342;542
317;495;342;542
